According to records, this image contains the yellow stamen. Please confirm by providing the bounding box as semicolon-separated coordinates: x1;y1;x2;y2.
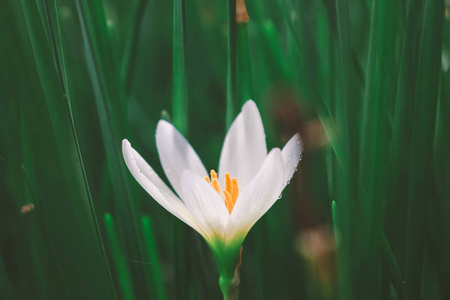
223;190;233;214
231;177;239;205
205;169;240;214
211;178;221;194
225;172;232;193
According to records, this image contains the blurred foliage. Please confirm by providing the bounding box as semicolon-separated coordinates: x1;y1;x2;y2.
1;0;449;299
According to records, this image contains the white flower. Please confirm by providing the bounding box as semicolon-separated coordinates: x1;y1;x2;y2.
122;100;302;280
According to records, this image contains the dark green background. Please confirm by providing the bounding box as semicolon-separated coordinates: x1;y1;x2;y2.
1;0;449;299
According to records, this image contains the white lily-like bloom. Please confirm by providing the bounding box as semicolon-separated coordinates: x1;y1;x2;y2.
122;100;302;285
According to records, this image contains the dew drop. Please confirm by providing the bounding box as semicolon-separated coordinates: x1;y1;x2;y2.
277;194;282;199
286;180;291;185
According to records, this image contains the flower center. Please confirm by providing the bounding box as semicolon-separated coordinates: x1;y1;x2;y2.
204;170;239;214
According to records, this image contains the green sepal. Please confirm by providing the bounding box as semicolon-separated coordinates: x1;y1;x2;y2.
205;233;246;292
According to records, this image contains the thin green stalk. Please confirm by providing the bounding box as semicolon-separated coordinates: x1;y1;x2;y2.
76;1;150;298
429;16;450;299
173;226;189;299
226;0;237;129
122;0;149;95
404;0;444;299
332;201;351;300
172;0;190;297
385;0;424;274
236;21;253;104
275;0;346;166
18;0;118;298
173;0;187;134
105;213;136;300
358;0;399;297
377;230;404;300
141;216;167;300
334;0;358;168
333;0;359;298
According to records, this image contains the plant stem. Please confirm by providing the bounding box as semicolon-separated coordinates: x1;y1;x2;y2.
220;247;242;300
226;0;236;129
220;272;240;300
172;0;187;134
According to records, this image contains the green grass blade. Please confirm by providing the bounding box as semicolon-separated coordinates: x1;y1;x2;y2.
173;225;189;299
105;213;137;300
377;230;404;300
334;0;358;160
236;21;253;104
0;252;17;300
141;215;167;300
172;0;191;297
226;0;237;128
332;200;351;300
385;0;425;275
358;0;401;297
122;0;149;95
333;0;359;298
173;0;188;134
430;15;450;299
403;0;444;298
75;1;151;298
18;0;118;298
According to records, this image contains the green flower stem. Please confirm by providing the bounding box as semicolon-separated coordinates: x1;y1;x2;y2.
220;272;240;300
215;243;243;300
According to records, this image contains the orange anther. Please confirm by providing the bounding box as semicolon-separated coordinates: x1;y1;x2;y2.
231;177;239;205
223;190;234;214
225;172;232;193
211;178;221;195
205;169;239;214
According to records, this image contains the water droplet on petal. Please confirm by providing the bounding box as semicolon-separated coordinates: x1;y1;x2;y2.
277;194;282;199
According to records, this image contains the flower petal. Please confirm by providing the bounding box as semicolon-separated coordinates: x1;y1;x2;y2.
218;100;267;191
281;133;303;187
122;139;204;235
156;120;208;198
223;148;285;243
180;170;230;241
